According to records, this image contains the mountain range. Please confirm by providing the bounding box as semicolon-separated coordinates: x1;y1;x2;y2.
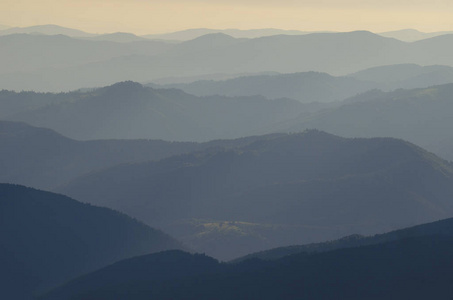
150;64;453;103
3;81;305;141
4;80;453;161
4;21;453;300
279;83;453;155
57;130;453;260
6;30;453;91
150;71;375;103
2;24;452;42
142;28;319;40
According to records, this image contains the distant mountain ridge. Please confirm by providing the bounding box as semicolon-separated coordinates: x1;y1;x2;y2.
142;28;321;40
7;30;453;91
380;28;453;42
5;80;453;161
0;33;174;79
153;71;375;103
279;83;453;155
0;24;95;37
4;81;305;141
151;65;453;103
81;32;148;43
349;64;453;90
2;24;452;43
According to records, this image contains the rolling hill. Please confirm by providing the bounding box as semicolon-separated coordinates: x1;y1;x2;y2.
0;184;183;300
57;131;453;260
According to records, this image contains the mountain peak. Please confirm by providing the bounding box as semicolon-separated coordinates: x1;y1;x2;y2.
182;32;238;47
96;81;149;100
192;32;235;40
93;32;146;42
343;30;385;39
103;81;144;92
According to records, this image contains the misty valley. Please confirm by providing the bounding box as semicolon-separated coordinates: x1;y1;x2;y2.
2;23;453;300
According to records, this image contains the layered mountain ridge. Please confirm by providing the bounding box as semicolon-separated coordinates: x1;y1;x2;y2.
57;130;453;259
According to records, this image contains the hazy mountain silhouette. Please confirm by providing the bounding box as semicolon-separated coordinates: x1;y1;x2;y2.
0;34;174;84
58;131;453;259
150;71;280;85
280;83;453;155
3;25;451;42
161;33;248;61
84;32;149;43
150;65;453;103
6;30;453;91
412;34;453;66
0;24;95;37
379;28;453;42
0;120;283;190
153;71;375;103
42;228;453;299
0;184;183;300
349;64;453;90
5;81;305;141
142;28;315;41
0;31;412;91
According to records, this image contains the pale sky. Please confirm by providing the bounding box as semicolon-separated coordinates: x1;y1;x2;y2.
2;0;453;34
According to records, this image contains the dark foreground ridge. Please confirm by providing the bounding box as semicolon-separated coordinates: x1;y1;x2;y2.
42;217;453;300
0;184;183;300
